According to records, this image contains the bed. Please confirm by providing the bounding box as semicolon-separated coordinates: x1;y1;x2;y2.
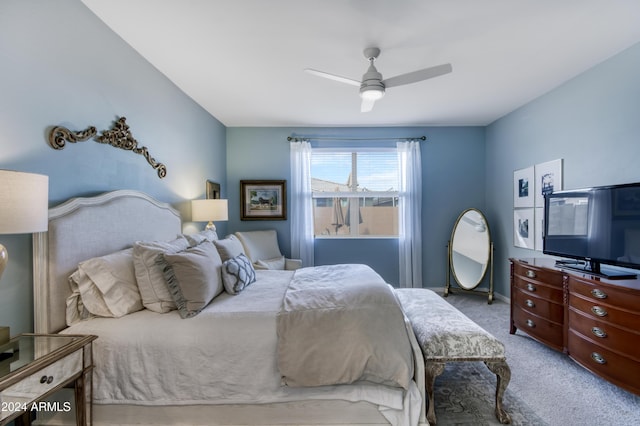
32;189;427;426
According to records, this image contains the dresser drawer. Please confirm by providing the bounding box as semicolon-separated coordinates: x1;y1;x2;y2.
513;306;563;349
0;349;82;405
568;308;640;359
513;276;564;303
513;287;564;323
568;330;640;395
569;293;640;330
513;262;563;286
569;277;640;314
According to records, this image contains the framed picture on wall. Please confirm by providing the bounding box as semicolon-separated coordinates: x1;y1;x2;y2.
513;166;534;208
240;180;287;220
534;159;562;208
514;208;535;249
534;207;544;251
206;180;221;199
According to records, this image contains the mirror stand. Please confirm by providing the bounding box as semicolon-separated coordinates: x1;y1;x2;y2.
444;240;495;304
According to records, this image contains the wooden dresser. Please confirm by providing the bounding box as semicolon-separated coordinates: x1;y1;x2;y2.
509;258;640;396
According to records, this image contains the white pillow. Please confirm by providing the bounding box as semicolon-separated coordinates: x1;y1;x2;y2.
66;248;142;323
213;235;246;262
184;229;219;247
133;236;190;313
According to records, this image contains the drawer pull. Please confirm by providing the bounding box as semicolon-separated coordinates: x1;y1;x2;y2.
591;327;607;338
591;288;607;299
525;299;535;308
591;306;608;317
591;352;606;365
40;375;54;384
526;319;535;328
526;283;536;292
526;270;537;279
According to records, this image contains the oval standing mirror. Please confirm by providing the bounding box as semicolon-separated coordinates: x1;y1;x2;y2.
444;208;495;303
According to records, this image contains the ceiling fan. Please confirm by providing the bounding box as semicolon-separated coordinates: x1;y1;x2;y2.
305;47;452;112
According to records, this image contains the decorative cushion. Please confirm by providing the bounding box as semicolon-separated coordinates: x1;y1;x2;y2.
158;241;224;318
133;236;190;313
184;229;219;247
395;288;505;360
221;253;257;294
66;248;142;324
254;255;286;270
213;235;245;262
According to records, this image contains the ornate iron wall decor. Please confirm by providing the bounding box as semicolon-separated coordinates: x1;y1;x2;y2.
48;117;167;178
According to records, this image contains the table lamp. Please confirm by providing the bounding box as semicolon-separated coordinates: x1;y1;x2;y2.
191;199;228;231
0;170;49;280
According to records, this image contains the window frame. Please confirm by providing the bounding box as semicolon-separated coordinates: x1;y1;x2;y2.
311;147;400;239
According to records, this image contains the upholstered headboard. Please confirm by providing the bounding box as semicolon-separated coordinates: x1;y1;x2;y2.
33;190;182;334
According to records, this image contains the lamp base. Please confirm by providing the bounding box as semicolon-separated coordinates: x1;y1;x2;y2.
205;222;217;232
0;243;7;280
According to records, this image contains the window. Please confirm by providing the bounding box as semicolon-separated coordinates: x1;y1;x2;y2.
311;148;399;238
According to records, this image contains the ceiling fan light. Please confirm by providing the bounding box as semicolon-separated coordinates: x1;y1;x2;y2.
360;86;384;101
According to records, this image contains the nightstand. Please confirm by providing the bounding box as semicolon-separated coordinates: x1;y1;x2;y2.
0;334;96;426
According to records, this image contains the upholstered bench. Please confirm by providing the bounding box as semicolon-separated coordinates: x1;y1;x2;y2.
395;288;511;425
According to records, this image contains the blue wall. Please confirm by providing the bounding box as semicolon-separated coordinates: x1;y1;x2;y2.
227;126;486;286
486;42;640;297
0;0;226;335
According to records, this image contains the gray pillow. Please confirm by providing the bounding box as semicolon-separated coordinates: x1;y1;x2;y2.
221;253;256;294
184;229;219;247
158;241;224;318
213;235;245;262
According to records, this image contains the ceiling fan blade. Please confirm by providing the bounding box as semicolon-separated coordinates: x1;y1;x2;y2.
305;69;361;87
383;63;452;89
360;97;376;113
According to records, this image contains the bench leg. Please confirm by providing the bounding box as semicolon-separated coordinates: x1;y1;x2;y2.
424;361;445;425
485;360;512;424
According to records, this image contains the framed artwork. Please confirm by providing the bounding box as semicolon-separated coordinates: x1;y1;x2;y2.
534;207;544;251
513;166;534;208
240;180;286;220
514;208;535;249
534;159;562;208
206;180;221;199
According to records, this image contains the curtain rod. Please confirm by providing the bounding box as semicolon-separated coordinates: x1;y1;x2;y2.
287;136;426;142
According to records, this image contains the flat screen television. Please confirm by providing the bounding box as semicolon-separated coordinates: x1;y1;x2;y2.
543;182;640;279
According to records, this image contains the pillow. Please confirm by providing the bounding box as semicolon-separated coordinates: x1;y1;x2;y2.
66;248;142;323
184;229;219;247
133;236;190;313
254;255;286;270
158;241;224;318
221;253;256;295
66;275;97;325
213;235;245;262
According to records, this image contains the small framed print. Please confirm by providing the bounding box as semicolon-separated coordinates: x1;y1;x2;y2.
514;208;535;249
534;207;544;251
240;180;286;220
534;159;562;208
514;166;534;208
206;180;221;199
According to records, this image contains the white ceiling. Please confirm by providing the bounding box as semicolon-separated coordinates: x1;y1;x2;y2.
82;0;640;127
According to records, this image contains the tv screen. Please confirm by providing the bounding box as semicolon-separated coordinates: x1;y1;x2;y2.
543;182;640;279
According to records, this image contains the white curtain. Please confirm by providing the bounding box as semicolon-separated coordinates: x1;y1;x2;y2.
397;141;422;288
290;141;314;266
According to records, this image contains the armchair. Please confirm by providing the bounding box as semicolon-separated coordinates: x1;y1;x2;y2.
234;230;302;270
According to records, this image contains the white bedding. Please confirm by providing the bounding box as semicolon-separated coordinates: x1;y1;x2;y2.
63;269;422;426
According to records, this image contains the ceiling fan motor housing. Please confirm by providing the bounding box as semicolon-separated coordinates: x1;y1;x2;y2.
360;63;385;100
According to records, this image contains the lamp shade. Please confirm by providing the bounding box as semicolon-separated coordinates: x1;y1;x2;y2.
192;199;228;222
0;170;49;234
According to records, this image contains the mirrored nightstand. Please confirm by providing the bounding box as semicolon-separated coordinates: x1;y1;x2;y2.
0;334;96;426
